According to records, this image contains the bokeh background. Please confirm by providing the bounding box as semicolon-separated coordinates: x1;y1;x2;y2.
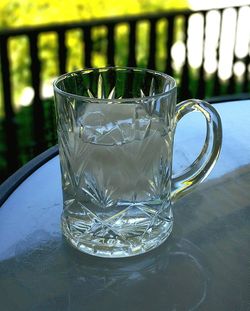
0;0;250;182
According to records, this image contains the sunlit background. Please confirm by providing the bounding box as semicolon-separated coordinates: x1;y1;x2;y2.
0;0;249;108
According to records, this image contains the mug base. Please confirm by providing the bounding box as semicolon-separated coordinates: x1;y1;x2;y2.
61;212;173;258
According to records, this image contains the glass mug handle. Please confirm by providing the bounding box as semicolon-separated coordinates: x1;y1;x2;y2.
171;99;222;202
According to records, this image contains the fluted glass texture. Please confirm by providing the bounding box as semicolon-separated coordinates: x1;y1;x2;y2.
54;67;222;258
54;68;176;257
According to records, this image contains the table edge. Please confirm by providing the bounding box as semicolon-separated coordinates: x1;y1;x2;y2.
0;145;59;206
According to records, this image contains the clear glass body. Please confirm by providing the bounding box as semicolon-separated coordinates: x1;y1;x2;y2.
54;67;222;258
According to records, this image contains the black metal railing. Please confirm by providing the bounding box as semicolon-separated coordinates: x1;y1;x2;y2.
0;5;250;181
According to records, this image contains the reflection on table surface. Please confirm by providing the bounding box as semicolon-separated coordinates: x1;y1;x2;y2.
0;100;250;311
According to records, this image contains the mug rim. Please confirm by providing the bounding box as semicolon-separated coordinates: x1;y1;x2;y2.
53;66;177;103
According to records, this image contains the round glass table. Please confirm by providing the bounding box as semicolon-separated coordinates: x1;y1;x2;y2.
0;100;249;311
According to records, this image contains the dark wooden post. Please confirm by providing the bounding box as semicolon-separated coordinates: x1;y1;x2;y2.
228;8;240;94
148;18;157;69
107;24;115;66
213;9;223;96
0;35;20;173
83;27;92;68
165;16;174;76
29;32;45;154
128;21;137;67
58;30;67;74
197;11;206;99
243;44;250;92
180;14;191;99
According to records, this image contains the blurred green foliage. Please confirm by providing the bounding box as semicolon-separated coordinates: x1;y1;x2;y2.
0;0;189;181
0;0;188;111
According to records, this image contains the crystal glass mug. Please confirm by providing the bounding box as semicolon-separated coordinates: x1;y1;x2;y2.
53;67;222;258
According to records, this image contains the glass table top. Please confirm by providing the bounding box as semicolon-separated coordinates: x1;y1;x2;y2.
0;100;250;311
